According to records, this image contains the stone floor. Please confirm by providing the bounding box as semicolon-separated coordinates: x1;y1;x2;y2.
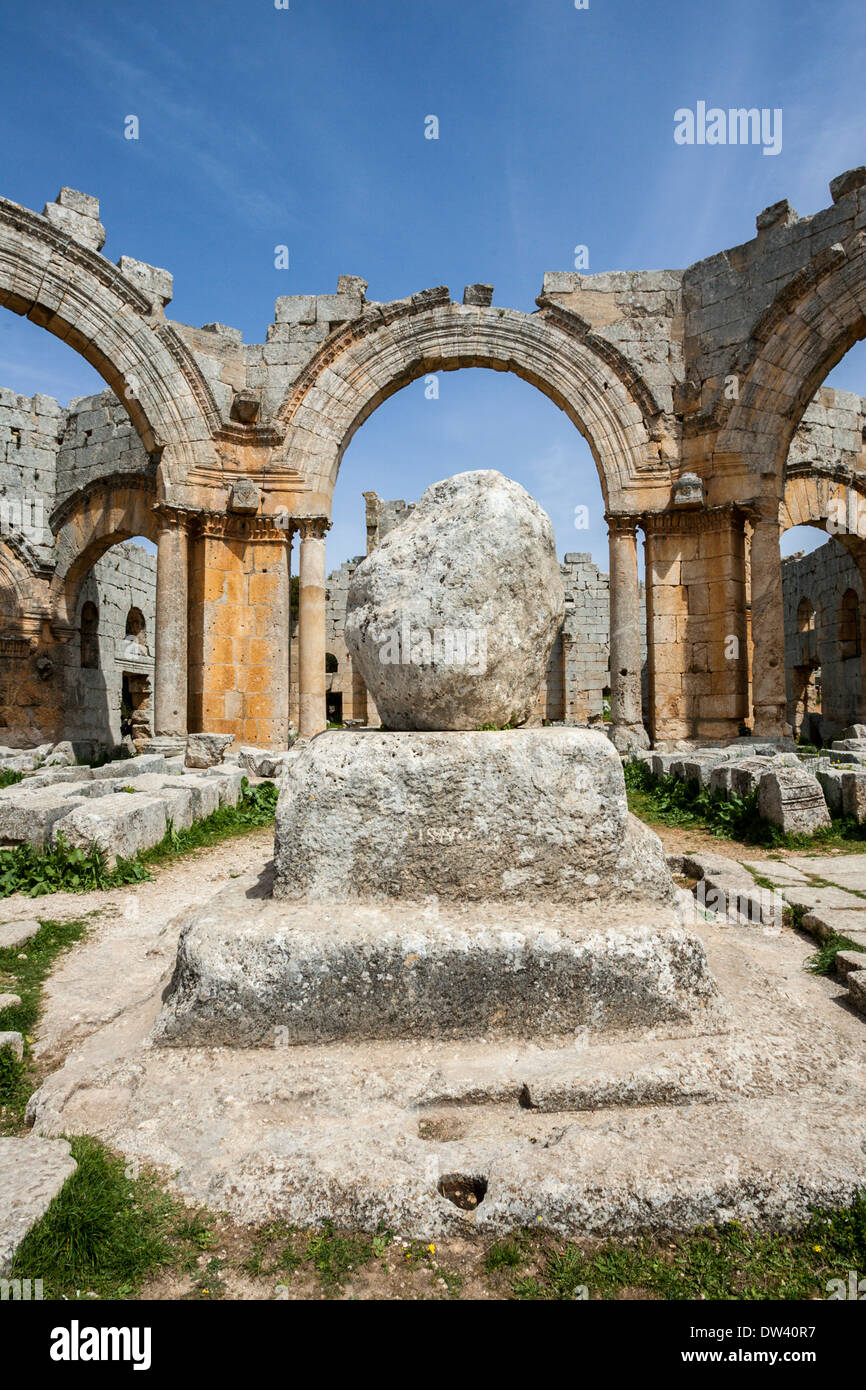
11;838;866;1245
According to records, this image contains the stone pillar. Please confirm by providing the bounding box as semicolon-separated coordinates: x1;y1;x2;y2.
607;516;648;751
297;517;330;738
153;509;188;738
749;501;793;739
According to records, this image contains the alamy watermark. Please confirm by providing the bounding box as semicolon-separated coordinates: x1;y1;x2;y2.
377;619;488;675
674;103;782;157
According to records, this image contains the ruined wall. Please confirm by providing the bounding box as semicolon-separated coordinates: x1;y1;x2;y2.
64;540;156;753
0;386;157;751
782;539;865;742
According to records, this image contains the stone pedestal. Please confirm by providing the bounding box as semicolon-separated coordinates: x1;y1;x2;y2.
156;727;724;1048
273;728;674;905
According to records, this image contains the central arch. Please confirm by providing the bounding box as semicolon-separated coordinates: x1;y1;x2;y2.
274;299;669;513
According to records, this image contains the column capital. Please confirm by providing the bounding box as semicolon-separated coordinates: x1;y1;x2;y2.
152;503;195;533
296;515;332;542
605;513;641;538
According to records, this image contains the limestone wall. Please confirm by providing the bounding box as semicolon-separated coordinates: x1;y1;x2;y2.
782;540;865;741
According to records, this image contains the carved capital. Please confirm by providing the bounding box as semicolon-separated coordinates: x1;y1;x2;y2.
296;515;331;542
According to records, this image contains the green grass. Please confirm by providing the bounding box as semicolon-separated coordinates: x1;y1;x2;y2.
0;916;89;1132
486;1196;866;1300
624;758;866;851
806;931;866;977
0;778;279;899
9;1137;185;1299
0;768;24;789
11;1143;866;1301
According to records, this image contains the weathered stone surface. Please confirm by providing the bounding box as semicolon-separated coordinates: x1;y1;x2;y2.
344;471;565;731
274;728;675;905
0;920;41;950
847;969;866;1015
235;744;297;778
156;893;725;1048
841;771;866;824
817;766;845;818
0;1136;77;1274
835;949;866;981
185;732;235;769
0;788;87;848
59;792;168;867
0;994;22;1010
757;765;831;835
90;753;167;781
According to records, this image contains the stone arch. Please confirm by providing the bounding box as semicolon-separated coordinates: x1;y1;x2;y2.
781;468;866;558
273;300;667;512
0;196;221;483
49;473;158;627
717;231;866;484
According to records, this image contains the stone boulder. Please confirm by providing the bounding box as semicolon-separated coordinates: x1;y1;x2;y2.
344;470;565;730
185;732;235;769
274;727;675;905
757;765;831;835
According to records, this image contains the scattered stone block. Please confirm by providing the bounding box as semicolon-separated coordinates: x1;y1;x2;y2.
90;753;167;781
0;789;87;848
757;765;831;835
847;970;866;1014
817;767;845;818
835;950;866;980
0;920;41;950
0;1136;77;1274
0;994;22;1010
59;793;168;868
185;733;235;769
841;771;866;823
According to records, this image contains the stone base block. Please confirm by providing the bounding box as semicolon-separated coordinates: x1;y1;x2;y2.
274;728;675;905
155;890;726;1047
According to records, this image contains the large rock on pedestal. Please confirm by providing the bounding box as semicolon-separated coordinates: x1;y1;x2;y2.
273;728;675;906
344;470;565;730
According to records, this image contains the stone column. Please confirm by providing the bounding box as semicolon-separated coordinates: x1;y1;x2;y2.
297;517;330;738
749;501;792;739
607;515;649;751
153;509;189;738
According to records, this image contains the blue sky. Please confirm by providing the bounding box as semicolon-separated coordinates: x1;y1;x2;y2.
2;0;865;569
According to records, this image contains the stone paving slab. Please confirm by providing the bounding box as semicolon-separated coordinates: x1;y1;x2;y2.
0;1136;77;1273
0;919;41;950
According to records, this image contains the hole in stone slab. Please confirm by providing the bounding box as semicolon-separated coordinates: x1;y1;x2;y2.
438;1173;488;1211
518;1083;535;1110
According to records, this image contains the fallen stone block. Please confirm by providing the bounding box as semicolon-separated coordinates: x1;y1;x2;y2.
0;788;88;848
43;741;76;767
112;774;196;831
841;771;866;823
202;767;244;807
0;1136;77;1274
651;753;678;779
185;732;235;769
0;1031;23;1060
237;746;295;779
817;767;845;818
19;765;92;789
175;776;220;821
0;920;41;950
58;793;168;868
757;765;831;835
835;949;866;980
90;753;167;781
846;970;866;1015
0;993;22;1010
